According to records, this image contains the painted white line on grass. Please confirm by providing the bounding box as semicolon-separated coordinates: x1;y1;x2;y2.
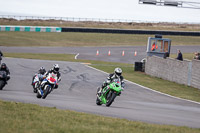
86;65;200;105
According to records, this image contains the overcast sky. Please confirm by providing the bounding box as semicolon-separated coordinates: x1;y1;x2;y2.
0;0;200;23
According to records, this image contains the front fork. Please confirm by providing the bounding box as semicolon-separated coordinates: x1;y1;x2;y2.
38;80;47;95
99;87;110;104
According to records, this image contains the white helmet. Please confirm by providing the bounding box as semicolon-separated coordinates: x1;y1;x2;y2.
53;64;59;72
114;67;122;77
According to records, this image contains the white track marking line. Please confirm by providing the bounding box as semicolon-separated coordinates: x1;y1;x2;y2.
75;53;79;60
85;65;200;105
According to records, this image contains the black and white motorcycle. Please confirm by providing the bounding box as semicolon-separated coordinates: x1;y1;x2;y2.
32;74;44;93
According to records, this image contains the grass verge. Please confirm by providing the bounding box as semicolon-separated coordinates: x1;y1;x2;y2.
4;52;200;102
1;32;200;47
1;100;200;133
170;53;195;61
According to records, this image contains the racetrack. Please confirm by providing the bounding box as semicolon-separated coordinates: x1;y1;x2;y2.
1;45;200;64
0;57;200;128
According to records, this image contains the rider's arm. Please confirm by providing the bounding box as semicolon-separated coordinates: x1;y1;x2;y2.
120;76;125;90
106;73;114;84
57;72;61;82
6;68;10;75
121;81;125;88
44;70;51;76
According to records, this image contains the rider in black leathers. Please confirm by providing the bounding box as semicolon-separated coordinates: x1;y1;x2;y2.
0;63;10;82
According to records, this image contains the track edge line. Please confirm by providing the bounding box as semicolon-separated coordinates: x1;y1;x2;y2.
85;65;200;105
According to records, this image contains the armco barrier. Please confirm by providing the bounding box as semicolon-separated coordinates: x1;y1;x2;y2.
0;26;61;32
62;27;200;36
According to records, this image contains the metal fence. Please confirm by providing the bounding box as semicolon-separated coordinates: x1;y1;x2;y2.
1;15;199;24
0;15;162;23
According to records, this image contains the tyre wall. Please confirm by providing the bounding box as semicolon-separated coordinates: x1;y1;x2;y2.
62;27;200;36
1;26;200;36
0;26;61;32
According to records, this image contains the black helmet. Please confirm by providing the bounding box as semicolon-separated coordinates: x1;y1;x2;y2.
1;63;6;70
39;67;46;75
53;64;59;73
114;67;122;77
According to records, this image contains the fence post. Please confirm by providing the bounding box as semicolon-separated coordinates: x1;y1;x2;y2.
187;62;192;86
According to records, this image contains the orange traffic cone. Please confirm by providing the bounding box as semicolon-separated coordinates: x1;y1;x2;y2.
108;50;111;56
134;51;137;56
96;50;99;56
122;50;125;56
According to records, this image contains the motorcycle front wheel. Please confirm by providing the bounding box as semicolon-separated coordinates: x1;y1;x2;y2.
36;91;42;98
96;87;102;105
33;82;39;93
96;97;102;106
42;85;51;99
106;91;116;107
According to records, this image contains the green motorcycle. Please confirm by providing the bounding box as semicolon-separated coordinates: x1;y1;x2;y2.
96;80;123;107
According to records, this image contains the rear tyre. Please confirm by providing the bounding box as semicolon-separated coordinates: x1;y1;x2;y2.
106;92;116;107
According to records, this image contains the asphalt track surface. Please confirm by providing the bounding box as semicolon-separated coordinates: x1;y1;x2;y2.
0;57;200;128
1;45;200;64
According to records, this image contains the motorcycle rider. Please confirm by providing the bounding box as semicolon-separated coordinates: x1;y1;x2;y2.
41;64;61;89
98;67;125;96
0;63;10;82
31;67;46;85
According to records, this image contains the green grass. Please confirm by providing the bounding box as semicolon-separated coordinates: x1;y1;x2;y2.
5;53;77;62
1;100;200;133
4;52;200;102
1;32;200;47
